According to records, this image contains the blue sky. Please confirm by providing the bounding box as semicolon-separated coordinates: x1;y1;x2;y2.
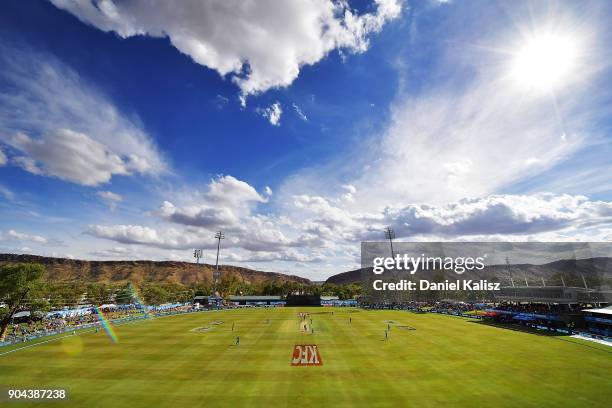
1;0;611;280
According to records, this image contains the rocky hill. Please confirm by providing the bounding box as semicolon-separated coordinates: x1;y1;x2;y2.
326;268;367;285
0;254;311;286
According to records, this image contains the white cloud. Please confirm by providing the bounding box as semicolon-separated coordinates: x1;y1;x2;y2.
1;229;48;244
86;221;327;255
86;188;612;275
97;190;123;210
0;185;14;201
341;184;356;202
97;190;123;203
225;249;324;263
0;47;166;185
292;194;366;240
0;148;6;166
155;177;302;251
258;102;283;126
159;201;241;230
215;94;229;109
349;79;586;208
88;246;134;259
292;103;308;121
5;130;137;186
86;224;211;250
49;0;402;97
155;176;270;245
90;175;331;253
206;175;268;206
382;194;612;238
280;191;612;248
156;176;269;230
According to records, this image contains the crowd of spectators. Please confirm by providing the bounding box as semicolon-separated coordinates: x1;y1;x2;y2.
149;303;194;316
490;303;582;315
5;305;145;343
360;301;486;316
4;303;206;344
9;313;99;340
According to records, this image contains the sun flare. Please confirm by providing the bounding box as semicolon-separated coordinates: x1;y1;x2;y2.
511;33;579;92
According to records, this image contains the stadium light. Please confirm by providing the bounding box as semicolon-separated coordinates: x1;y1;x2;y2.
384;227;395;258
213;231;225;294
581;273;589;290
193;249;203;264
505;257;515;288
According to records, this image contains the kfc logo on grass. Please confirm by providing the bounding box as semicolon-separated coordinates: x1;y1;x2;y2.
291;345;322;366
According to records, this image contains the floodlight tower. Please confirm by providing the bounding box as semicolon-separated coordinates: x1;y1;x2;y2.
213;231;225;294
193;249;203;264
384;227;395;258
506;257;515;288
581;273;589;290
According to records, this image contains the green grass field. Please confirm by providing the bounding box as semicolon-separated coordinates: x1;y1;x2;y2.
1;307;611;407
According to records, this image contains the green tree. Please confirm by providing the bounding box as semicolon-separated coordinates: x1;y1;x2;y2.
0;263;46;341
141;284;169;305
219;274;242;297
192;282;212;296
162;282;192;303
86;283;114;304
114;284;135;305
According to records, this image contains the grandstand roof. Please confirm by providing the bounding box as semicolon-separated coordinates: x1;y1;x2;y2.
582;306;612;315
321;296;339;301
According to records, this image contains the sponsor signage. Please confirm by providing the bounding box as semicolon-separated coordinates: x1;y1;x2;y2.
291;344;322;366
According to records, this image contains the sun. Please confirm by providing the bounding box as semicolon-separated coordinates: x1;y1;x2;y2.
511;33;579;92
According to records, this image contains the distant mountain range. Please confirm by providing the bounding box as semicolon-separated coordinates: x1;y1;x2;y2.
326;257;612;288
0;254;311;286
5;254;610;289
